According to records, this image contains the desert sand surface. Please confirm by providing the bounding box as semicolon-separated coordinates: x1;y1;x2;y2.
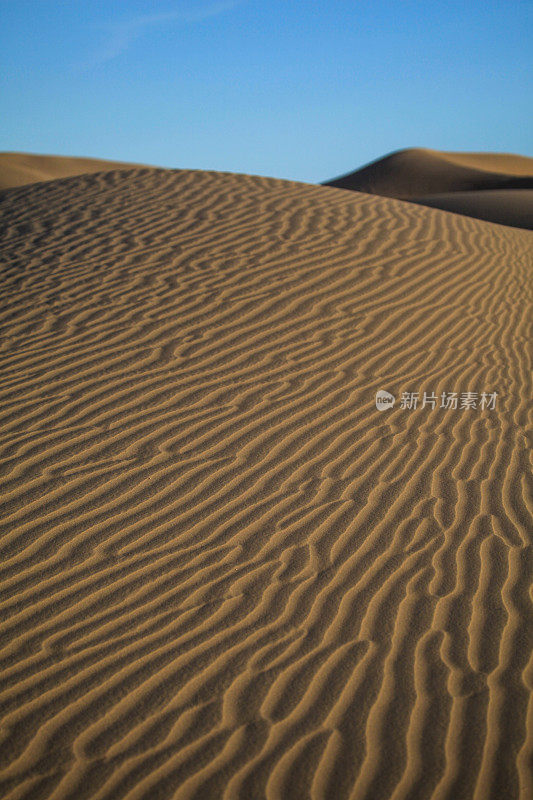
324;148;533;229
0;153;153;190
0;165;532;800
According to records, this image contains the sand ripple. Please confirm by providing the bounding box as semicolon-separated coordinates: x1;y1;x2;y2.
0;168;531;799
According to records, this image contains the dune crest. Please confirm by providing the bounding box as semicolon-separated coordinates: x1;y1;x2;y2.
0;168;531;799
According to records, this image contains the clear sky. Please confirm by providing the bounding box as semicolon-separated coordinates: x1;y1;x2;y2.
1;0;532;183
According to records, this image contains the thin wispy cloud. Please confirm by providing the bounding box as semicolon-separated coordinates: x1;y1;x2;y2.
87;1;241;67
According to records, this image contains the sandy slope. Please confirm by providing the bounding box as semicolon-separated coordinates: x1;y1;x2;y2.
0;153;153;190
324;148;533;229
407;190;533;229
0;167;531;800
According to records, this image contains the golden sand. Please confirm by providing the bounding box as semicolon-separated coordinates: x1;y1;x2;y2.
0;162;531;799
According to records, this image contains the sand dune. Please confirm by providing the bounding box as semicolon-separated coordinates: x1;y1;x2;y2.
3;149;532;229
324;148;533;229
407;189;533;229
0;153;153;190
0;166;531;800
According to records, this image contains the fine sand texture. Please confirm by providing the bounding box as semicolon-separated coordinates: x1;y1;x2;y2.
324;148;533;229
0;153;153;191
0;167;532;800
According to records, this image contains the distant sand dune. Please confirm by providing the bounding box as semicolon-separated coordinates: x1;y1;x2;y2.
408;189;533;229
0;152;154;190
324;148;533;229
0;167;531;799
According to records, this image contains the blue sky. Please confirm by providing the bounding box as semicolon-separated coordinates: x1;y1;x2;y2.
1;1;532;182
